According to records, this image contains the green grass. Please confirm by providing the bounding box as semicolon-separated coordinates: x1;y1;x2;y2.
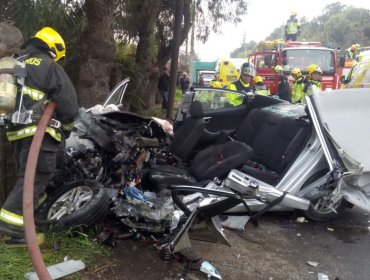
0;230;110;280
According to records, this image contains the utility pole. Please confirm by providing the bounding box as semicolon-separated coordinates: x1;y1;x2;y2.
167;0;184;119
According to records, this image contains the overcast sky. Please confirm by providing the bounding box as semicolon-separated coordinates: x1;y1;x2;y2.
194;0;370;61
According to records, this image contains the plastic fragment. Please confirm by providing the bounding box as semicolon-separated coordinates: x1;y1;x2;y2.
200;261;222;279
24;260;85;280
307;261;319;267
296;217;307;223
318;272;330;280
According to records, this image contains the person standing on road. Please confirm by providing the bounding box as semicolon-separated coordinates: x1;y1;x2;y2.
302;64;322;104
275;65;291;102
291;68;305;103
0;27;79;246
285;11;300;41
157;66;170;110
226;62;256;94
180;72;190;95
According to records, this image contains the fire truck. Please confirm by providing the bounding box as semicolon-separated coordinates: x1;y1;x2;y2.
249;40;342;94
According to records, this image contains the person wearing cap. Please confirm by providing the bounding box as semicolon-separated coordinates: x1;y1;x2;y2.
285;11;300;41
275;65;291;102
226;62;255;94
302;64;322;103
0;27;79;246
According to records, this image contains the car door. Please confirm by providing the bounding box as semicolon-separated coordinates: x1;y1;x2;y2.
176;88;249;133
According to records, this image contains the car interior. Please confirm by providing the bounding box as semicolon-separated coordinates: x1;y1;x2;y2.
144;93;312;191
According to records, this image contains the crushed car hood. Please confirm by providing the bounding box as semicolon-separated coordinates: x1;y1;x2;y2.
311;88;370;173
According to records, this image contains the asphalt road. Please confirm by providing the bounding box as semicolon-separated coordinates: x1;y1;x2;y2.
83;207;370;280
192;207;370;280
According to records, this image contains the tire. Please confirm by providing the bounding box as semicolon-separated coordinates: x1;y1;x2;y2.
304;197;348;222
301;170;348;221
36;179;109;230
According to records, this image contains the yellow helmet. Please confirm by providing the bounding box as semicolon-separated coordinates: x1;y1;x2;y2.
307;64;323;78
34;27;66;61
291;68;302;77
274;65;283;73
291;11;297;16
254;76;263;83
350;44;357;52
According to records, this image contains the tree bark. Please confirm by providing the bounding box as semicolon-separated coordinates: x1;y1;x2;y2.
167;0;185;119
134;1;162;111
77;0;117;108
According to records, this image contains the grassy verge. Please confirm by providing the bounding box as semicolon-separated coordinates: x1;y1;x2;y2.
0;230;110;280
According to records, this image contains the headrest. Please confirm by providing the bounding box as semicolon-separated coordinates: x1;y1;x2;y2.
189;100;203;118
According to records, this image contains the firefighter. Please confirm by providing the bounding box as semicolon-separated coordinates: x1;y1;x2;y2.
285;11;300;42
275;65;291;102
291;68;305;103
253;76;270;96
346;44;359;60
210;74;222;88
0;27;79;246
226;62;255;94
302;64;322;103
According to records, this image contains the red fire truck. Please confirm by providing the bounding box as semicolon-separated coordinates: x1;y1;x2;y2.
249;40;342;94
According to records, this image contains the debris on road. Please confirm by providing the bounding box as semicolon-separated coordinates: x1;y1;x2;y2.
25;260;86;280
200;261;222;279
318;272;330;280
296;217;308;223
307;261;319;267
327;227;334;232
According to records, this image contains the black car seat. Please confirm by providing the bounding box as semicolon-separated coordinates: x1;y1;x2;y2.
143;141;253;192
170;100;206;163
170;100;221;163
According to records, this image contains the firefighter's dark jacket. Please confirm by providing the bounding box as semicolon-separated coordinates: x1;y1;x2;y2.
6;39;79;142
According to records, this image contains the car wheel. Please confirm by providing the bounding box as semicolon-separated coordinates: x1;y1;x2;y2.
36;179;109;230
301;171;348;221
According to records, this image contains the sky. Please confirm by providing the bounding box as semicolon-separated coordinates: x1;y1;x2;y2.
194;0;370;61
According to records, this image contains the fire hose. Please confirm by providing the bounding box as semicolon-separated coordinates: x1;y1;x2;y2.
23;102;56;280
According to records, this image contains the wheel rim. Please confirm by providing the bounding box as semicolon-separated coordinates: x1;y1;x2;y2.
47;185;93;221
311;196;335;214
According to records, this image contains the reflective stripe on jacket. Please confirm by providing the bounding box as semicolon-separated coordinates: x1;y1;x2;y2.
0;208;23;226
254;84;270;96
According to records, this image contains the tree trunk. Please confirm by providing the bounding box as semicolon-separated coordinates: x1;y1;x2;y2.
134;1;162;111
77;0;117;108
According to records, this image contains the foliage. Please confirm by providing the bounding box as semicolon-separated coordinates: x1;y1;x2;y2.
0;0;85;83
195;0;248;42
0;230;110;280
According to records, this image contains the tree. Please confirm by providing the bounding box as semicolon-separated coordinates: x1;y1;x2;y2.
77;0;117;108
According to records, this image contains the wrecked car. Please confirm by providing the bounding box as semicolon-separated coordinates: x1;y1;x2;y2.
35;82;370;247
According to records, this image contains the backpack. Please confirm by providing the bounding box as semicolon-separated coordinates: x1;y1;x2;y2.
0;55;26;125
